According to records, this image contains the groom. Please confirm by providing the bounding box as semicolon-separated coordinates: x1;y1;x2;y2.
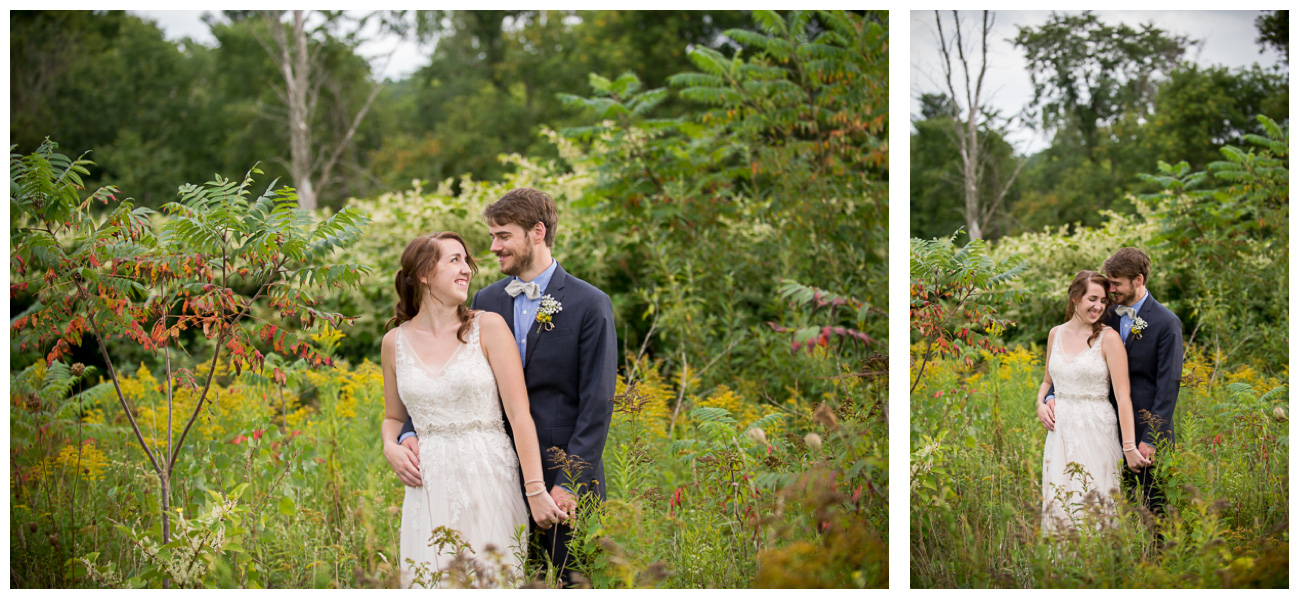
390;187;617;582
1044;247;1182;516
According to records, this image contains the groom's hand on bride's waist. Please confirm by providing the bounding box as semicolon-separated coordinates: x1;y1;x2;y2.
384;437;422;487
1037;397;1056;431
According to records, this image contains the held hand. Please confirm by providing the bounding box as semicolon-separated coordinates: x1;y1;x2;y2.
527;491;565;530
550;486;577;523
384;440;422;488
1037;398;1056;431
1124;448;1153;472
1138;442;1155;460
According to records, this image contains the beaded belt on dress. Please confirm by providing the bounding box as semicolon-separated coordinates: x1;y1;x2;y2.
421;419;505;435
1056;392;1110;403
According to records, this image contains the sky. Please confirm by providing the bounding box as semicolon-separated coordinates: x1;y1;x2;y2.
910;10;1287;154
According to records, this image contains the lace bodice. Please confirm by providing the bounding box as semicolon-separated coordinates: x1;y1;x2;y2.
1049;326;1111;403
393;315;505;436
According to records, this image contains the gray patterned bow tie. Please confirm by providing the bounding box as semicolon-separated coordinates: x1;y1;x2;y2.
1115;305;1138;319
505;279;541;300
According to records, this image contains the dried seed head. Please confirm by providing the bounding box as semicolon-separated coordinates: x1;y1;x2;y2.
746;427;768;446
804;432;823;453
1273;406;1288;422
813;403;839;430
28;522;37;534
70;363;86;377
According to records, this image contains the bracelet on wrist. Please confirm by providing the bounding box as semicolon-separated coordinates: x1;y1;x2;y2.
525;488;545;497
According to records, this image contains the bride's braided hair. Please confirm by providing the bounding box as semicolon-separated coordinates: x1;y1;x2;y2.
387;232;479;343
1065;270;1113;347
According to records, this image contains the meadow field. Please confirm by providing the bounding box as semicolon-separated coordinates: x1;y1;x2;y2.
910;345;1288;588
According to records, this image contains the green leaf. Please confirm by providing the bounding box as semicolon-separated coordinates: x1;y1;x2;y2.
277;495;296;516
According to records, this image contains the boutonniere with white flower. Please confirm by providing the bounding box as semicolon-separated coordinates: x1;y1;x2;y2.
536;295;563;332
1130;317;1148;340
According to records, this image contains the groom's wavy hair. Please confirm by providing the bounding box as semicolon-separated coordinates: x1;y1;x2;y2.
484;188;558;247
1066;270;1114;347
388;232;479;343
1103;247;1151;284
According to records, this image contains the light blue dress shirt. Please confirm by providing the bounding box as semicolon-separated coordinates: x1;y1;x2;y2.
511;259;559;363
1118;291;1150;344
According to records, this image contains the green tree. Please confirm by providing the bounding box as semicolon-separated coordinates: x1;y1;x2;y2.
367;10;750;187
1013;11;1193;157
909;232;1026;392
1255;9;1288;63
10;140;370;553
1138;115;1288;372
558;10;888;388
10;11;201;207
1143;64;1289;170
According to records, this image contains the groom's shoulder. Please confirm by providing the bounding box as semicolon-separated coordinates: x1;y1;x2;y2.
560;270;613;310
567;272;607;297
1150;297;1180;324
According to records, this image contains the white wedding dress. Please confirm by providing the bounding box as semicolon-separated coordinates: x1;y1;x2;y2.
395;315;528;588
1040;326;1122;534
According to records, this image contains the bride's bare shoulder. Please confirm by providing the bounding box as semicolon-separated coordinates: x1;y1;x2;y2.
1099;326;1123;345
474;310;509;332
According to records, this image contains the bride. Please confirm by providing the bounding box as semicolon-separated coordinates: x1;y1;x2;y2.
1036;270;1150;533
379;232;564;587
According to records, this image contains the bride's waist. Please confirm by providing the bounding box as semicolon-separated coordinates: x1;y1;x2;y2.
416;418;506;436
1054;391;1111;403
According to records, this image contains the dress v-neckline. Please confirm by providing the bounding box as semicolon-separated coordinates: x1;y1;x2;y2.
1055;327;1100;363
398;324;465;378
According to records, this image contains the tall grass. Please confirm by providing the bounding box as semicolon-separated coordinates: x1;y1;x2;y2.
11;345;885;588
910;344;1288;588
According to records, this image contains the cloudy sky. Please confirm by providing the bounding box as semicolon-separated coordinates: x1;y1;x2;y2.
910;10;1286;154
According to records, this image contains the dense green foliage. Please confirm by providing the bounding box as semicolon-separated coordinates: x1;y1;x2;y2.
10;10;886;588
10;10;752;210
990;117;1288;372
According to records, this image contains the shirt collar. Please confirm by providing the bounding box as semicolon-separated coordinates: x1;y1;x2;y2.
514;259;558;296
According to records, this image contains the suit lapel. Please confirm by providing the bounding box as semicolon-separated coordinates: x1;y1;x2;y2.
524;264;568;369
1127;295;1156;350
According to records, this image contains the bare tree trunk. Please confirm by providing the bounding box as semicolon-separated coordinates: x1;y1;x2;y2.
260;10;389;210
288;11;316;210
934;10;1026;241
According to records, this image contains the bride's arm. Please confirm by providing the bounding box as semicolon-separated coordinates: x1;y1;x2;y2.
478;312;566;527
1037;327;1057;430
1101;329;1151;471
381;330;422;487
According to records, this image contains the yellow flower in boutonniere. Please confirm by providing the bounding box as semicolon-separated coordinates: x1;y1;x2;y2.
1131;316;1148;340
536;295;563;333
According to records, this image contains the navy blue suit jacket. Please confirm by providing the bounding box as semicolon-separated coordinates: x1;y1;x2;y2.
1106;296;1182;448
400;262;616;499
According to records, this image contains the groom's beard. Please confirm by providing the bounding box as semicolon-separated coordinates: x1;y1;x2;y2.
500;243;535;277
